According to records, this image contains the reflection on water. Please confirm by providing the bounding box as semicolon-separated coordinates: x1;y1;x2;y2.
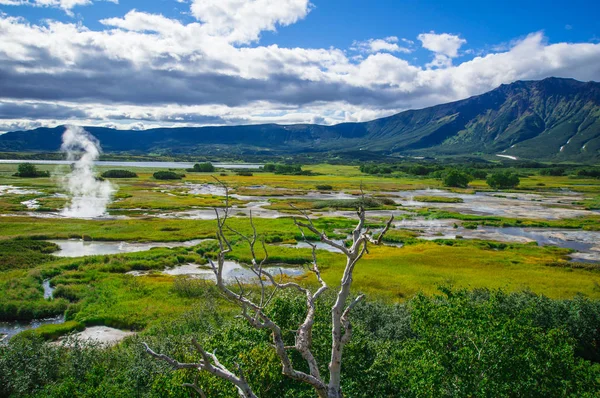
129;261;305;282
0;316;65;343
43;279;54;299
398;219;600;263
49;239;207;257
281;240;345;253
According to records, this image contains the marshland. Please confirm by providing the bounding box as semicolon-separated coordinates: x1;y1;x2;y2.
1;155;600;396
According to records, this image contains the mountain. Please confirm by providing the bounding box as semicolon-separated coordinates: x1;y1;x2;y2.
1;77;599;162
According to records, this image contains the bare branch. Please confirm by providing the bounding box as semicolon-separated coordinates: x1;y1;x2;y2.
143;343;200;370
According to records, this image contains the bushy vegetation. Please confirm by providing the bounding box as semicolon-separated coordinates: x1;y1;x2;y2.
313;197;396;210
13;163;49;178
263;163;311;175
315;184;333;191
186;162;215;172
442;169;472;188
539;167;566;176
153;171;184;180
578;168;600;178
359;164;394;175
0;239;58;271
487;171;520;189
1;288;599;397
100;170;138;178
413;195;463;203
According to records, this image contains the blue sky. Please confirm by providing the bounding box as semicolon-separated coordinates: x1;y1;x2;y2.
0;0;599;131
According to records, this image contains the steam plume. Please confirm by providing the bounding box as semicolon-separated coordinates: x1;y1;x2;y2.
60;126;114;218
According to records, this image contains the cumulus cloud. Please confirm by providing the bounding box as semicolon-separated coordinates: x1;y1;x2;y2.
351;36;412;54
0;0;116;15
0;4;599;132
190;0;312;43
418;31;467;68
418;31;466;57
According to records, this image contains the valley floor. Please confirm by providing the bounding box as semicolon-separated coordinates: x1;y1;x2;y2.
1;161;600;396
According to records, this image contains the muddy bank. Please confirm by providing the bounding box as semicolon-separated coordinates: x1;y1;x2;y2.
58;326;135;346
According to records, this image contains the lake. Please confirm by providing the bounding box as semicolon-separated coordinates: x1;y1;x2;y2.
0;159;263;169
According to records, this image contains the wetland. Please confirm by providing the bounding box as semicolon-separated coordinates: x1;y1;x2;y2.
2;159;600;396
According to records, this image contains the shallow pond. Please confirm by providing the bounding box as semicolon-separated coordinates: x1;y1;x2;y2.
0;185;41;195
0;316;65;343
386;189;590;220
130;261;306;282
49;239;207;257
398;219;600;262
280;240;346;253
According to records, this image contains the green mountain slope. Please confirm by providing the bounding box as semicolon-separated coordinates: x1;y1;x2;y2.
1;77;599;162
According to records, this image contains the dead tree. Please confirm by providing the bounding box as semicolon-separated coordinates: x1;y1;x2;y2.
144;183;393;398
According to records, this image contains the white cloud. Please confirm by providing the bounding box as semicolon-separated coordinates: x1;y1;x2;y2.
189;0;312;44
351;36;412;54
0;0;116;15
418;31;466;57
0;4;599;133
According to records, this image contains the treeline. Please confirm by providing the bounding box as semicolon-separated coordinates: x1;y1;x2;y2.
263;163;313;175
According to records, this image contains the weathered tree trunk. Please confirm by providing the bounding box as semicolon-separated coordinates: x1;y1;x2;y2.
144;181;393;398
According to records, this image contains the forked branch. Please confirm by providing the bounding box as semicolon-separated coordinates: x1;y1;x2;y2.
144;180;394;398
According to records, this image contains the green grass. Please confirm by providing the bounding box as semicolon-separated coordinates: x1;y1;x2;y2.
413;195;464;203
415;208;600;230
17;321;85;341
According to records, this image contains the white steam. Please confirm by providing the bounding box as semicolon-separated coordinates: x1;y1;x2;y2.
60;126;115;218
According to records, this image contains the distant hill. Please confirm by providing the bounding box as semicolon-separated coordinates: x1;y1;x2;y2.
1;77;599;162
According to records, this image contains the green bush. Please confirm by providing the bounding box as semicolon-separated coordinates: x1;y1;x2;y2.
153;171;184;180
442;169;472;188
577;168;600;178
539;167;566;177
100;170;138;178
487;171;520;189
187;162;215;172
13;163;50;178
263;163;307;175
1;289;600;397
315;184;333;191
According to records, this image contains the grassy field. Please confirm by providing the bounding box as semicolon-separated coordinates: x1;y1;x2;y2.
1;161;600;337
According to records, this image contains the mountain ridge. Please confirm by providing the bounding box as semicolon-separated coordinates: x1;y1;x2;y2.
1;77;599;162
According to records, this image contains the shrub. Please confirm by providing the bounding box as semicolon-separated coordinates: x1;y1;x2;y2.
442;169;472;188
469;169;488;179
153;171;183;180
100;170;138;178
315;184;333;191
360;164;393;175
577;169;600;178
263;163;305;175
539;168;566;177
187;162;215;173
487;171;520;189
13;163;50;178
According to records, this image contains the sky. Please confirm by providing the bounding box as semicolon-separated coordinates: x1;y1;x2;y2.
0;0;599;132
